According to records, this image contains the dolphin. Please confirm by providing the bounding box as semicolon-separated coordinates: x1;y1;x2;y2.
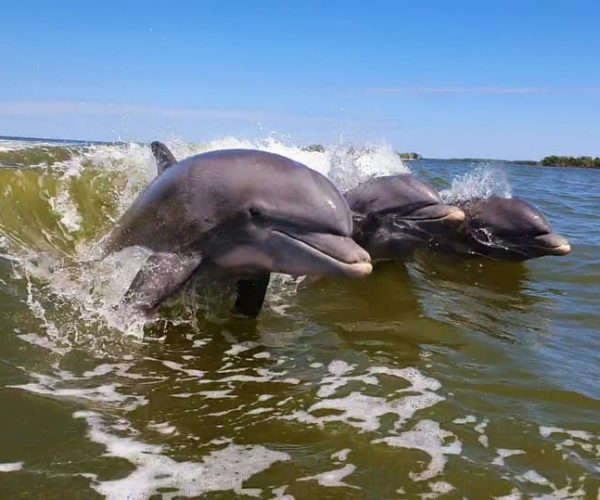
102;143;372;318
344;174;465;261
431;195;571;261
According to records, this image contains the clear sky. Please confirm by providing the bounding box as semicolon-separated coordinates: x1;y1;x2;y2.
1;0;599;159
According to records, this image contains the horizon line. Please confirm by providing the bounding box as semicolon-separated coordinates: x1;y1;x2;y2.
365;86;600;96
3;134;589;163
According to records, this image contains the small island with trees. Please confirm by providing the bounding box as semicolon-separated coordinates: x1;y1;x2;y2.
540;156;600;168
398;152;422;160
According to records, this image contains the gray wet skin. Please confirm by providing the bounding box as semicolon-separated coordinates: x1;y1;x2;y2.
436;196;572;261
102;147;371;315
345;174;465;261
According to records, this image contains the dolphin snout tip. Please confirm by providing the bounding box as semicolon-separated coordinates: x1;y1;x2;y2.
345;245;372;277
548;234;571;256
346;261;373;278
356;246;372;264
536;233;572;256
553;242;571;256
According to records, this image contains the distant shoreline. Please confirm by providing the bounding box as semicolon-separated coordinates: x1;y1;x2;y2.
427;156;600;169
405;154;599;169
2;136;598;169
0;135;125;146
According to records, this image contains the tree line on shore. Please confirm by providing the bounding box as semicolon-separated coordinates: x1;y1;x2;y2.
300;145;599;168
540;156;600;168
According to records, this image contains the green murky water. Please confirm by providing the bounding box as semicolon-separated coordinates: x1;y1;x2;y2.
0;138;598;499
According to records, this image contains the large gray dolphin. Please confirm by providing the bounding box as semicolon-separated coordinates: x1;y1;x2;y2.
344;174;465;261
431;196;571;261
102;143;372;317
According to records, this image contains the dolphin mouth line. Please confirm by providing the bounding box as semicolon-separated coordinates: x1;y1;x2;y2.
472;232;571;257
397;205;465;223
410;210;465;223
272;230;372;277
528;241;572;255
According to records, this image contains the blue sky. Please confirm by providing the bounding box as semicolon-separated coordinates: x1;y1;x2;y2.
1;0;599;159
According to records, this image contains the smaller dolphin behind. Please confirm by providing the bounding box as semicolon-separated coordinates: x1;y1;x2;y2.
101;143;372;319
431;195;572;261
344;174;465;261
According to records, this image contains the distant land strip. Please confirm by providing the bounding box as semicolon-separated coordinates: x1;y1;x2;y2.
447;156;600;168
2;137;599;169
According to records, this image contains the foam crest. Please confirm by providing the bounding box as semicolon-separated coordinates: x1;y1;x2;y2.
162;136;408;190
441;165;512;203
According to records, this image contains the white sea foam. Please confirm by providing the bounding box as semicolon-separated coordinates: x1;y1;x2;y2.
49;188;82;232
452;415;477;425
374;419;462;481
270;485;294;499
283;364;444;433
539;425;595;441
516;470;550;486
474;418;490;448
331;448;351;461
422;480;455;499
512;470;586;499
11;372;147;412
300;464;359;489
491;448;525;466
0;462;24;472
75;411;290;499
159;359;206;379
225;341;260;357
147;422;177;435
495;489;522;500
539;425;599;464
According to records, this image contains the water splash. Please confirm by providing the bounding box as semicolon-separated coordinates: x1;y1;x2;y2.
441;164;512;203
1;136;410;345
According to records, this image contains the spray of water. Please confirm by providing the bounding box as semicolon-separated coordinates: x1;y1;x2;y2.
1;136;409;344
440;164;512;204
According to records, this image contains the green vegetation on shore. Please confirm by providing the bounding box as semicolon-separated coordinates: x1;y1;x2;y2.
541;156;600;168
398;152;422;160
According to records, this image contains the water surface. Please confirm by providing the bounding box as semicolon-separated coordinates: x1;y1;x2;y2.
0;138;598;498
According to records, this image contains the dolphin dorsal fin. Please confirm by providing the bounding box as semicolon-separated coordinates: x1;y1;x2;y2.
150;141;178;174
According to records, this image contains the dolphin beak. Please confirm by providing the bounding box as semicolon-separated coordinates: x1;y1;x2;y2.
277;231;373;278
533;233;572;256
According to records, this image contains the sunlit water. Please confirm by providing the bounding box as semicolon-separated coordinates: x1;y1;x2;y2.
0;137;598;499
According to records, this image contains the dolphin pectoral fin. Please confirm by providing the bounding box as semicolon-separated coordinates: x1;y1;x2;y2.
233;272;271;319
150;141;178;174
124;252;203;312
